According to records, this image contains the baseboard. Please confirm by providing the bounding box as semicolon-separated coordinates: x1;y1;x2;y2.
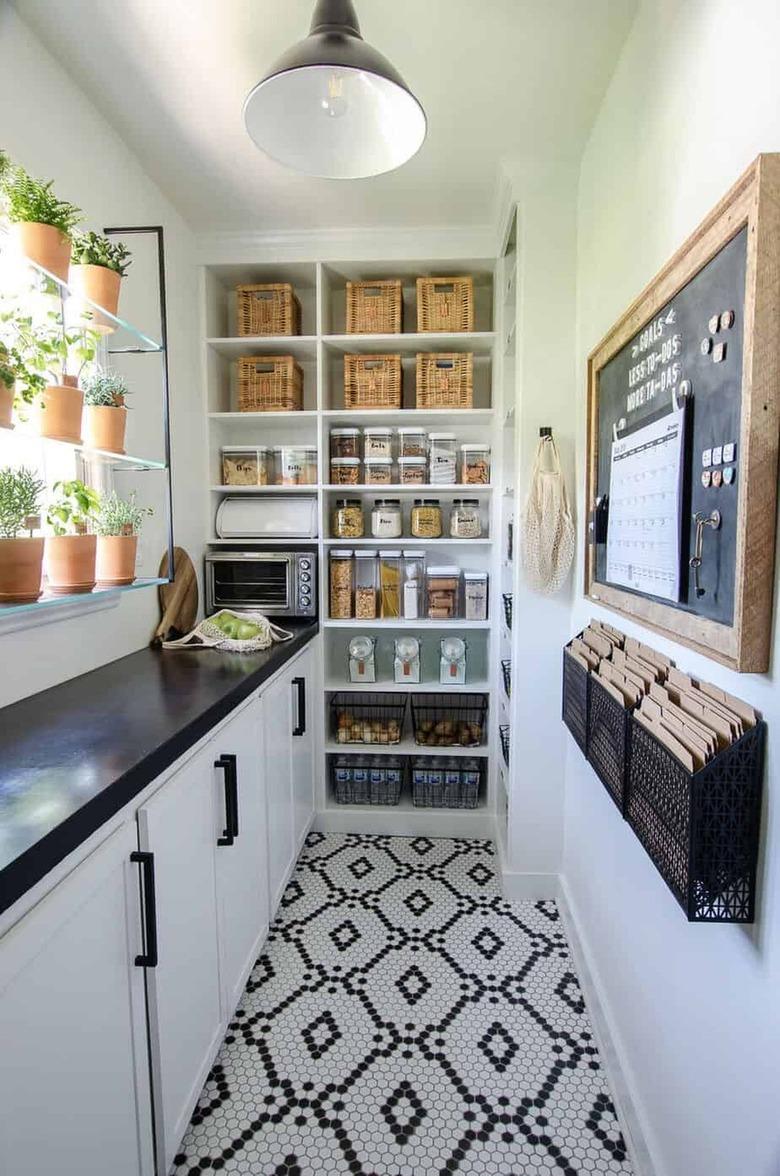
558;877;663;1176
499;868;560;900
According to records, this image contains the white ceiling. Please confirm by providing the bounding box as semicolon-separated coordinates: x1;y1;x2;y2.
14;0;637;234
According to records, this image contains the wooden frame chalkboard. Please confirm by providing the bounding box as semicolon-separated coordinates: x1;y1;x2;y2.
586;155;780;672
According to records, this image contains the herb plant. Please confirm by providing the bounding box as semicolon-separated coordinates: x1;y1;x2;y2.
0;151;81;236
10;310;100;389
95;490;152;537
0;465;45;538
71;231;132;277
0;334;47;407
46;479;100;537
82;366;129;407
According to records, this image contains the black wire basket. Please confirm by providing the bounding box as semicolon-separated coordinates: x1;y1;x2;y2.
411;693;488;748
502;592;513;630
411;757;484;809
331;756;404;805
499;724;510;766
501;659;511;697
331;692;407;745
562;644;590;756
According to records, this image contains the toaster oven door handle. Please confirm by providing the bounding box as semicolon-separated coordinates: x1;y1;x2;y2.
292;677;306;737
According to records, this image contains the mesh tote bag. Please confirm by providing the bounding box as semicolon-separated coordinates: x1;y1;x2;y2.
521;434;575;593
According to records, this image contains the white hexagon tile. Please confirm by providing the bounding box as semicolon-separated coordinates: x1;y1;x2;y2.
171;834;634;1175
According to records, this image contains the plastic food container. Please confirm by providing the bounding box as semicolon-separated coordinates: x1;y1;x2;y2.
450;499;482;539
411;498;442;538
330;428;361;459
427;565;460;619
398;456;427;485
398;428;427;459
364;457;394;485
329;550;353;618
371;498;402;538
275;445;317;485
221;446;272;486
332;498;364;539
379;551;402;618
461;443;491;485
363;426;393;460
355;551;379;619
429;433;457;485
330;457;361;485
464;571;489;620
403;550;425;619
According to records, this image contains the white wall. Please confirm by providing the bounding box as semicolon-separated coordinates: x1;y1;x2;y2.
567;3;780;1175
0;6;206;706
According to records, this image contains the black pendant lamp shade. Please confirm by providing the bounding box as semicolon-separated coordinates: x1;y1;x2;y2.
243;0;427;179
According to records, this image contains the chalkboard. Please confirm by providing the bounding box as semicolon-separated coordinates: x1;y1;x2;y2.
594;226;747;626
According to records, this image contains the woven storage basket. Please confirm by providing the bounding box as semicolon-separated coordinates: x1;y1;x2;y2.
344;354;402;410
346;279;403;334
417;276;474;332
236;283;301;337
416;352;473;409
237;355;303;412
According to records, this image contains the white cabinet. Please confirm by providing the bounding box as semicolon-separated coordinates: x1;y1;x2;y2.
137;743;224;1176
212;696;270;1016
0;822;154;1176
290;647;316;850
264;667;295;913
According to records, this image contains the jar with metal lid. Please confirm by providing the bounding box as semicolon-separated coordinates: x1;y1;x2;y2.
460;443;491;485
364;457;394;485
449;498;482;539
332;498;364;539
429;433;457;484
398;427;427;459
363;426;393;460
463;571;489;620
398;456;427;485
354;551;378;619
330;456;361;485
330;550;353;619
371;499;402;539
330;428;361;459
221;445;272;486
411;498;442;538
426;565;460;619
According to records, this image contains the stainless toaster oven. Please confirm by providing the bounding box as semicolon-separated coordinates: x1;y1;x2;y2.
205;550;317;618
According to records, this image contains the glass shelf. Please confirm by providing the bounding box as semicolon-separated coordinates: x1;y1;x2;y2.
0;577;167;619
0;425;166;472
0;236;163;353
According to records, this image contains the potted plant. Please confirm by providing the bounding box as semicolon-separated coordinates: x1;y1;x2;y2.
44;478;100;595
70;231;132;331
15;314;99;443
0;152;81;282
82;367;130;453
0;334;46;430
95;490;152;586
0;465;45;602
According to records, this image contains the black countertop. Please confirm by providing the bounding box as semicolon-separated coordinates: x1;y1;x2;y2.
0;620;318;917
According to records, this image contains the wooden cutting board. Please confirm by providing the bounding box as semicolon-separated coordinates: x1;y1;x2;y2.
152;546;198;646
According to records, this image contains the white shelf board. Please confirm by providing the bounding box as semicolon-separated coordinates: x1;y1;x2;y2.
323;332;496;356
206;336;318;358
322;537;491;547
324;618;492;629
208;411;318;421
210;485;320;493
325;679;491;694
325;738;489;757
323;408;495;425
322;484;494;494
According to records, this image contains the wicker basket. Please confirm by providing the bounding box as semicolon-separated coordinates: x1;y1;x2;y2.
416;352;473;409
237;356;303;413
346;280;403;334
344;354;402;410
236;283;301;337
417;276;474;333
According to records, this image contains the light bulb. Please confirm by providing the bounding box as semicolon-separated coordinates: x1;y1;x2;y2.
320;72;348;119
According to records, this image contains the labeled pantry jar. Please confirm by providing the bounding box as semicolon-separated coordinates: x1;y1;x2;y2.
330;427;361;459
398;456;427;485
398;427;427;459
363;426;393;460
411;498;442;538
329;550;353;619
461;443;491;484
371;498;402;539
379;550;402;618
449;498;482;539
332;498;364;539
354;551;378;619
429;433;457;485
330;456;361;485
463;571;489;620
364;456;394;485
275;445;317;485
427;565;460;619
221;445;272;486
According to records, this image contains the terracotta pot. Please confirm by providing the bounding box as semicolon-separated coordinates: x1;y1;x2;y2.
83;404;127;454
36;383;84;444
0;537;44;603
69;264;121;333
44;533;97;595
10;222;71;282
96;534;138;587
0;379;13;430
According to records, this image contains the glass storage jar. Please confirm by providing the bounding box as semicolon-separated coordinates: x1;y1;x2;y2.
330;428;361;459
371;499;402;539
398;456;427;485
354;551;379;619
364;457;394;485
429;433;457;484
449;498;482;539
379;551;402;618
398;427;427;459
221;445;272;486
276;445;317;485
463;571;488;620
363;426;393;460
402;549;425;620
332;498;364;539
460;443;491;485
330;457;361;485
329;550;353;619
426;565;460;619
411;499;442;538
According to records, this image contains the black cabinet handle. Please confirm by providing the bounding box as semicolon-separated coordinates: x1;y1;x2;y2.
215;753;239;846
130;850;158;968
292;676;306;737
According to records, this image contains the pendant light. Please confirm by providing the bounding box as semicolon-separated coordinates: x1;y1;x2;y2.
243;0;427;179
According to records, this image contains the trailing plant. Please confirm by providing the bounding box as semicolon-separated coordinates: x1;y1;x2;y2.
95;490;152;537
0;465;45;538
82;366;129;408
0;150;81;236
71;230;132;277
46;479;100;537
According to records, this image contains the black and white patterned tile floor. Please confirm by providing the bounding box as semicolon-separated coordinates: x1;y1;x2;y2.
171;834;633;1175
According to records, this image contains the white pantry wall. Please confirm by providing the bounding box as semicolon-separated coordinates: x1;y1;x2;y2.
567;3;780;1175
0;6;206;706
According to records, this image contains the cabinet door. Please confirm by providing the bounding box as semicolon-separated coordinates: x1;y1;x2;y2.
290;648;315;850
138;746;223;1175
263;668;295;914
213;696;270;1017
0;823;154;1176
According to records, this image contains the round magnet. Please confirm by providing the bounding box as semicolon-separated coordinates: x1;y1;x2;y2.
720;310;735;330
708;314;720;334
701;337;713;355
701;470;712;488
712;469;723;488
723;466;735;485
